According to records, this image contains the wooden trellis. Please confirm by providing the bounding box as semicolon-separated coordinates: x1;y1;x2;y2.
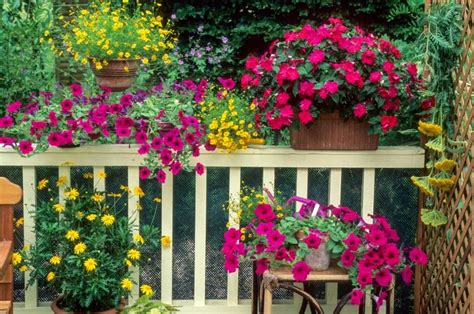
416;0;473;313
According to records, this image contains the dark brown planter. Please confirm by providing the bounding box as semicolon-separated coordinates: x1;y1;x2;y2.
89;58;139;92
59;143;81;148
51;298;118;314
290;111;379;150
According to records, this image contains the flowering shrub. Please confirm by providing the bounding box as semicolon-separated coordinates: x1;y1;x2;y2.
43;1;175;68
222;191;427;307
0;83;206;183
241;18;426;134
196;78;261;152
12;176;162;311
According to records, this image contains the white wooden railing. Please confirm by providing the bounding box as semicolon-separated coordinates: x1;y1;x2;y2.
0;145;424;314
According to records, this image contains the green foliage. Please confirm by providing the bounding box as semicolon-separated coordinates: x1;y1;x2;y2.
15;182;160;311
421;208;448;227
0;0;56;114
123;295;179;314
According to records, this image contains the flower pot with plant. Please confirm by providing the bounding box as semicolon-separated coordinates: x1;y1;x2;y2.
241;18;428;150
12;175;163;313
222;187;428;309
43;1;174;91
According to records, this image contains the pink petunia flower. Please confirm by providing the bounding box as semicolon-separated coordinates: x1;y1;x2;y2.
266;230;285;251
256;258;269;275
19;140;33;155
254;204;276;222
0;116;13;128
350;289;365;305
224;228;241;243
375;268;392;287
409;247;428;265
224;254;239;273
6;101;21;113
255;222;274;236
218;77;236;90
303;233;321;249
170;161;182;175
383;244;400;267
341;249;356;267
139;166;151;180
343;234;361;251
156;169;167;184
365;229;388;246
195;162;205;175
292;261;311;282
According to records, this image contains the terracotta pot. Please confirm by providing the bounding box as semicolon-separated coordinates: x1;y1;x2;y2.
290;111;379;150
304;238;330;271
89;58;139;92
51;298;118;314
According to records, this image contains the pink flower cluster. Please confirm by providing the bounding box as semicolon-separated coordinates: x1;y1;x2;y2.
241;18;426;134
0;84;207;183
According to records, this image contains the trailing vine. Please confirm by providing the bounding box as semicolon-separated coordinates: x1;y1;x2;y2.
409;2;463;227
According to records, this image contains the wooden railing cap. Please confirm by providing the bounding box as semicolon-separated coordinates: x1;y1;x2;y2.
0;177;22;205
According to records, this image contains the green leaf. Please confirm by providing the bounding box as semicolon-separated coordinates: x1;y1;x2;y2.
421;208;448;227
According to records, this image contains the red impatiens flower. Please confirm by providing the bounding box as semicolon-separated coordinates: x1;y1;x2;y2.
292;261;311;282
369;71;382;83
361;49;376;65
245;56;259;71
275;92;290;107
298;111;313;125
298;81;316;97
240;74;253;89
380;115;398;133
353;103;367;118
308;50;325;65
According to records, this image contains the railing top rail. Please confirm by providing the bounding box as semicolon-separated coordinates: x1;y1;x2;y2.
0;145;424;168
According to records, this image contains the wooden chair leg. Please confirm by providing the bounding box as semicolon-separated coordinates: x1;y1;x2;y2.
252;262;259;314
263;287;273;314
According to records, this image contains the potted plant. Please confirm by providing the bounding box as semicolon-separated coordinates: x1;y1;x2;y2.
0;83;207;183
43;1;174;91
222;188;428;309
12;175;163;313
240;18;427;150
195;77;263;152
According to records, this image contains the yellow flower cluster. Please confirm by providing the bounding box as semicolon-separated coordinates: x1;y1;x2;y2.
43;1;175;68
410;176;434;197
65;188;80;200
428;176;456;191
161;235;171;248
418;120;443;137
199;91;260;152
434;159;456;171
84;258;97;272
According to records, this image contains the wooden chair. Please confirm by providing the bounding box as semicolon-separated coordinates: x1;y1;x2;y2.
0;177;22;314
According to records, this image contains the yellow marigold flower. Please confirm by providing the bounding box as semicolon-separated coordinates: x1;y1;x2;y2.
86;214;97;221
142;57;149;64
50;255;61;265
53;203;65;213
418;120;443;137
127;249;140;260
97;171;107;179
121;278;133;290
161;235;171;248
74;242;87;254
140;284;153;296
56;176;67;187
435;159;456;171
47;272;55;282
91;193;105;202
84;258;97;272
15;217;24;228
133;234;145;245
65;188;79;200
153;197;161;203
12;252;22;266
19;265;28;272
65;229;79;241
101;214;115;226
133;186;145;198
240;235;246;241
37;179;48;190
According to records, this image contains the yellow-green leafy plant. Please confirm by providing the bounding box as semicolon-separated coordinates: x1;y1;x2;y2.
43;1;175;69
12;172;164;312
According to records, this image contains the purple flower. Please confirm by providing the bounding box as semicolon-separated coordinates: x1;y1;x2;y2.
171;14;177;19
221;36;229;44
197;25;204;32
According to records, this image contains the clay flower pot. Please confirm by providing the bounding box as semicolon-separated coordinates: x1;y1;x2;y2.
295;231;331;271
51;297;118;314
89;58;139;92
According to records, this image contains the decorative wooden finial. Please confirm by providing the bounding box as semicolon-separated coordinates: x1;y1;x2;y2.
0;177;22;205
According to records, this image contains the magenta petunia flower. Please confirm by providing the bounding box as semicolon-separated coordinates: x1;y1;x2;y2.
134;131;148;144
6;101;21;113
343;233;361;251
0;116;13;129
138;144;150;155
151;137;163;150
375;268;392;287
139;166;151;180
0;136;15;147
255;242;266;254
218;77;236;90
266;230;285;251
60;99;73;113
254;204;276;222
400;265;413;284
341;249;356;267
292;261;311;282
70;83;83;97
365;229;388;246
61;130;73;145
303;233;321;249
160;149;173;165
350;289;365;305
156;169;166;184
120;94;133;107
255;258;268;275
18;140;33;155
356;271;373;288
171;137;184;152
48;132;63;147
170;161;182;176
383;244;400;267
255;222;274;236
224;228;241;244
116;127;131;138
224;254;239;273
408;247;428;265
195;162;205;175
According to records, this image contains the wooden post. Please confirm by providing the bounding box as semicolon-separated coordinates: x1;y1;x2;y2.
0;177;22;314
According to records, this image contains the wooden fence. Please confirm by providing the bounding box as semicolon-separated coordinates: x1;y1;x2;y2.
416;0;473;313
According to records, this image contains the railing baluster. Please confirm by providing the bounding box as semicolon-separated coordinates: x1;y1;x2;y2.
295;168;309;305
58;166;71;203
227;167;241;306
262;168;275;194
127;166;140;301
362;168;376;313
22;166;37;309
93;166;106;191
327;168;342;306
161;171;173;304
194;171;207;306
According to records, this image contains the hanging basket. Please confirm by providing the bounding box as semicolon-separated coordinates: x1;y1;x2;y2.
290;112;379;150
89;58;139;92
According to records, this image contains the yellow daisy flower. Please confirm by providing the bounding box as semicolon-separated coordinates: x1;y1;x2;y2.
19;265;28;272
12;252;22;266
133;234;145;245
47;272;55;282
127;249;141;260
84;258;97;272
65;229;80;241
37;179;48;190
65;188;79;200
121;278;133;290
140;284;153;296
15;217;24;228
435;159;457;171
97;171;107;179
418;120;443;137
91;193;105;202
74;242;87;254
86;214;97;221
56;176;68;187
101;214;115;226
53;203;65;213
161;235;171;248
124;258;132;267
49;256;61;265
133;186;145;198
